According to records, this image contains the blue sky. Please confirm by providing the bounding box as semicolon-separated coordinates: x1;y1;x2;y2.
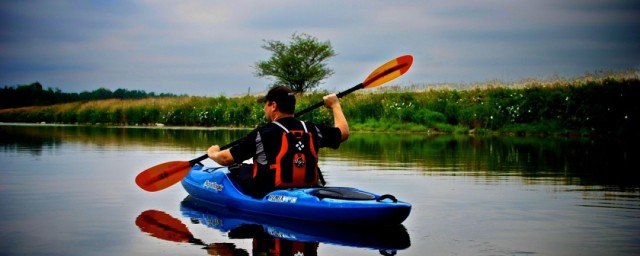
1;0;638;96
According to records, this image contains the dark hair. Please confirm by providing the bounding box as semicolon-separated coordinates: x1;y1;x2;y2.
257;86;296;114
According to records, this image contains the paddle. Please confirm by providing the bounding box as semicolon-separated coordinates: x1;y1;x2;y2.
135;55;414;192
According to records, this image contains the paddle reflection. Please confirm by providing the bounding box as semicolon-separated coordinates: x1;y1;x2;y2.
135;196;410;256
135;209;249;255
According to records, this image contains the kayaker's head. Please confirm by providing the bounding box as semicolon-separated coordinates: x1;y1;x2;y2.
258;86;296;120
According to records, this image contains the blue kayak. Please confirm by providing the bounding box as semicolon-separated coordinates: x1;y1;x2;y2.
181;165;411;225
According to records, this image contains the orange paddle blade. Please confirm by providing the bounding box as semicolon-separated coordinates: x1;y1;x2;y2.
135;161;192;192
362;55;413;88
135;209;195;243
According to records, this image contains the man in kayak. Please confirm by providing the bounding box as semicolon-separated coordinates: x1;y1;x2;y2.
207;86;349;198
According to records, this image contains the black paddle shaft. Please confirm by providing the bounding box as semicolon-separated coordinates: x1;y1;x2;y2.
293;83;364;117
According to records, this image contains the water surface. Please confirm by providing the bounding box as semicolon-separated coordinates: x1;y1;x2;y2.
0;124;638;255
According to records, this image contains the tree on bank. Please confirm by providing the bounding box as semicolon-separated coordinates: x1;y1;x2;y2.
254;33;337;93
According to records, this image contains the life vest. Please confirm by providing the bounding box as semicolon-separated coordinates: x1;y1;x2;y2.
258;120;319;188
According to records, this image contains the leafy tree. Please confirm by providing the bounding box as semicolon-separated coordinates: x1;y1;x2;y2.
254;33;337;93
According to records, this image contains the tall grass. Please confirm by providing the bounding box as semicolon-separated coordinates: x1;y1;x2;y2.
1;76;638;137
0;96;265;127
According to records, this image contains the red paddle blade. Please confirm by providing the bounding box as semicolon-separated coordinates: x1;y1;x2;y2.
135;209;194;243
135;161;191;192
362;55;413;89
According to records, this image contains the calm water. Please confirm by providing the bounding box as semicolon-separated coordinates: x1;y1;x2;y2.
1;124;638;256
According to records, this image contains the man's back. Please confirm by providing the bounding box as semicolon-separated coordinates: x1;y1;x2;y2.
229;117;342;197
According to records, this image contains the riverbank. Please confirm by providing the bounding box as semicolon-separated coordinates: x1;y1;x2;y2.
1;76;638;138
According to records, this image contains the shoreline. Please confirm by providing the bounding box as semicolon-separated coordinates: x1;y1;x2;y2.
0;121;589;138
0;122;254;131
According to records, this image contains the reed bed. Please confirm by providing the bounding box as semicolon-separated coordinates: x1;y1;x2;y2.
1;76;638;137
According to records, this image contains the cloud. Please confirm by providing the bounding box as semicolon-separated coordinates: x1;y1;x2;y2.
1;0;638;96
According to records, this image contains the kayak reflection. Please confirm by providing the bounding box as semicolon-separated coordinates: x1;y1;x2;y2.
135;199;410;255
180;196;411;255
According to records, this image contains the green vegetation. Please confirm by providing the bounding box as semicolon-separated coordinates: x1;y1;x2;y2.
0;96;264;127
1;76;638;138
254;33;336;93
342;76;638;138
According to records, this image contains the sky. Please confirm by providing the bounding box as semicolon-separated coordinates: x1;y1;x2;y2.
1;0;639;96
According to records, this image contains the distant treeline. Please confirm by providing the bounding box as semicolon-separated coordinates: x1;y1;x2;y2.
0;82;181;109
1;78;638;138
